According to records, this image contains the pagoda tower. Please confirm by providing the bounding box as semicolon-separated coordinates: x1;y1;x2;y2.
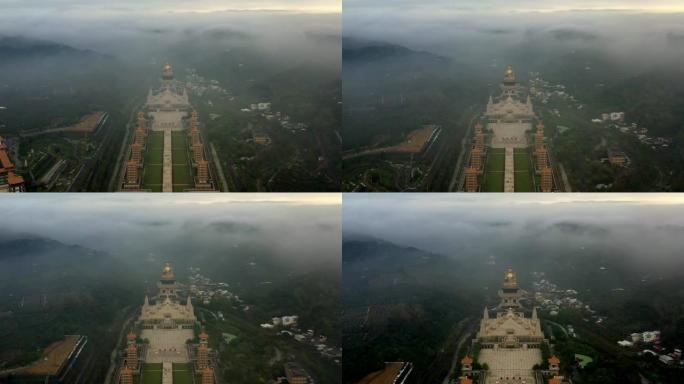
190;126;201;146
126;343;138;370
119;367;133;384
534;130;544;151
461;356;473;374
536;146;548;172
193;143;204;164
199;330;209;346
503;65;516;86
470;148;483;170
498;267;522;309
158;262;178;298
474;122;483;135
197;344;209;369
137;112;147;131
131;143;143;163
162;63;174;81
201;367;215;384
548;355;560;374
474;133;485;152
464;167;479;192
126;160;139;184
190;110;199;128
541;167;553;192
134;127;146;146
197;160;209;185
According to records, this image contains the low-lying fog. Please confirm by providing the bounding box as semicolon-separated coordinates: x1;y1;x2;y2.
343;194;684;276
344;1;684;75
2;193;341;271
0;0;340;69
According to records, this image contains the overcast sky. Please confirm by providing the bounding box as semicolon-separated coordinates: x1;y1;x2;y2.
1;193;341;267
345;1;684;13
0;0;341;15
343;193;684;268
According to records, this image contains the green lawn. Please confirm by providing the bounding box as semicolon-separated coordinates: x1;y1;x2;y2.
172;132;194;190
514;149;534;192
146;132;164;164
141;363;162;384
575;354;594;368
484;148;505;192
142;132;164;191
143;164;163;191
172;363;194;384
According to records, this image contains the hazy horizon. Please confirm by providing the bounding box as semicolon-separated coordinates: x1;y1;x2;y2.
1;193;341;271
343;194;684;275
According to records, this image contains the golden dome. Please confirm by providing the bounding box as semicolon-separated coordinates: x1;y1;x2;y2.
162;63;174;79
504;65;516;82
504;267;517;284
161;262;175;280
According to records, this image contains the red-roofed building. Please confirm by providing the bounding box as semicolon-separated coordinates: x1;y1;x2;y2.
0;136;25;192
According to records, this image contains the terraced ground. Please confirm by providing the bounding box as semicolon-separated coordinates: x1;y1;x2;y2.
142;132;164;192
514;148;534;192
171;132;194;192
141;363;162;384
484;148;505;192
172;363;195;384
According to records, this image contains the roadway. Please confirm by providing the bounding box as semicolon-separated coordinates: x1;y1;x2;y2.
441;318;476;384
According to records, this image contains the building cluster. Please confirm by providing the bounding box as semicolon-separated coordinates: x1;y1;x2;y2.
593;118;673;152
118;331;142;384
242;100;309;134
528;75;578;106
464;122;485;192
184;68;230;98
531;273;603;324
464;66;554;192
116;263;219;384
273;362;315;384
618;330;683;366
122;64;216;192
188;267;240;305
193;331;218;384
260;315;341;361
534;122;554;192
188;109;213;189
0;135;25;191
123;111;149;189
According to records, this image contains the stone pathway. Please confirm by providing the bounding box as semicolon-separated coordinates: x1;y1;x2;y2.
162;130;172;192
504;147;515;192
162;362;173;384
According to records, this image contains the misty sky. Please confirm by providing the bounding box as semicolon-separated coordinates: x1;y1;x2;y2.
0;0;341;14
1;193;341;269
0;0;341;63
343;194;684;270
343;1;684;64
345;1;684;13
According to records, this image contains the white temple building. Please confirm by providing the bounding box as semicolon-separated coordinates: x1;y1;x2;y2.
137;263;197;364
474;268;546;384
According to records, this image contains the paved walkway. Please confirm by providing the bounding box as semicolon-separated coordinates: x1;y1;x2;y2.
504;147;515;192
162;362;173;384
162;130;173;192
479;348;540;384
142;328;192;363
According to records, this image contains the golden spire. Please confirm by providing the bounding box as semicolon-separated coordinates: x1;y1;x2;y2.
504;65;516;83
162;63;174;80
504;267;517;285
161;262;175;280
